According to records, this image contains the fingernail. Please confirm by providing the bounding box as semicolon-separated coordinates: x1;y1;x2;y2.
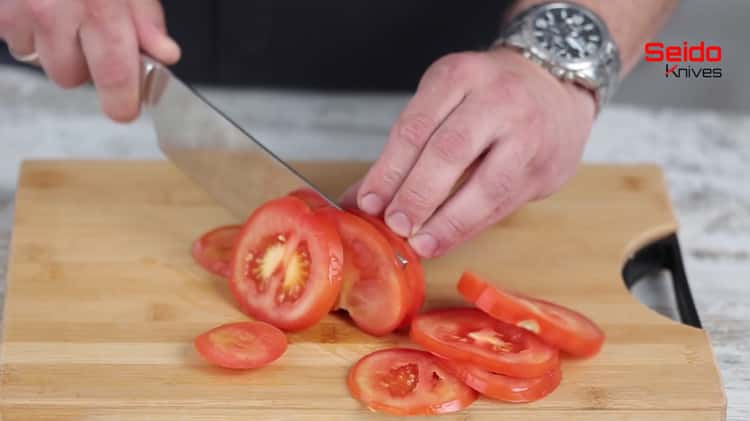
386;211;412;237
409;233;438;258
359;193;383;215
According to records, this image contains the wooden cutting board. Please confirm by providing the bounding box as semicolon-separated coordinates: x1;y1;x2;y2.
0;161;725;420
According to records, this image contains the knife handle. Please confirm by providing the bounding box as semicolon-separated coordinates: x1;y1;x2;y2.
140;55;167;107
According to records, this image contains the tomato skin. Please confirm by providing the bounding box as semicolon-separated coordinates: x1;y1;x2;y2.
458;272;605;357
319;209;409;336
229;196;343;332
347;348;478;416
192;225;242;278
194;321;287;369
288;188;332;210
437;359;562;403
348;210;425;329
410;308;559;378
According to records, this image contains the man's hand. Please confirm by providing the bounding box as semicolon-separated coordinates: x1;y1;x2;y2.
343;48;595;258
0;0;180;122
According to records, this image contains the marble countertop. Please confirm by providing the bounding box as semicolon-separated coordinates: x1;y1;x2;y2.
1;66;748;419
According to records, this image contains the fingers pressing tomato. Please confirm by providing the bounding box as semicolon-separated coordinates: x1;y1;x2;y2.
229;196;344;332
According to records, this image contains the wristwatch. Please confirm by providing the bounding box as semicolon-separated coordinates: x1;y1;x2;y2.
494;2;622;110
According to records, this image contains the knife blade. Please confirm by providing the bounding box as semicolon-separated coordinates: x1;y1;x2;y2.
140;56;341;217
140;57;408;266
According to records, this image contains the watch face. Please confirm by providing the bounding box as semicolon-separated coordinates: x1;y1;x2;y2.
531;6;603;61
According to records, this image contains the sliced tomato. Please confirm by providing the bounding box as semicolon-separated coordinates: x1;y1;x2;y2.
438;359;562;402
288;188;332;210
194;321;287;369
229;196;343;332
319;209;409;336
347;348;477;416
410;308;559;378
192;225;242;278
458;272;605;357
349;210;425;329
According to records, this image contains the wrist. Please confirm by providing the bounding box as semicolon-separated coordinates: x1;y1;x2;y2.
487;46;596;119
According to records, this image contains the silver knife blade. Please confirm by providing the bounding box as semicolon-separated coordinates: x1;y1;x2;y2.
140;56;341;218
141;57;407;267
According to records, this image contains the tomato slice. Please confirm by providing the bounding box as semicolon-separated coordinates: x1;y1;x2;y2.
319;209;409;336
349;210;425;329
194;321;287;369
410;308;559;378
347;348;478;416
288;188;332;210
458;272;605;357
229;196;343;331
192;225;242;278
437;359;562;402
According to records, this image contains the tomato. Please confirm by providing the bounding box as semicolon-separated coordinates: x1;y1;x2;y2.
319;209;409;336
349;210;425;329
229;196;343;332
347;348;478;416
194;321;287;369
437;359;562;402
192;225;242;278
410;308;559;378
458;272;605;357
288;188;332;210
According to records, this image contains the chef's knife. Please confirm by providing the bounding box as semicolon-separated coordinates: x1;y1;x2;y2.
140;57;407;265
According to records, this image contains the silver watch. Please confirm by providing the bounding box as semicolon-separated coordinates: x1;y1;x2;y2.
494;2;621;110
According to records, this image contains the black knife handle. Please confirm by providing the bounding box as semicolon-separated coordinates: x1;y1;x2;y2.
621;233;702;328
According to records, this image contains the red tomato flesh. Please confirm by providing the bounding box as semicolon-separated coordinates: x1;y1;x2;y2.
229;196;343;331
288;188;332;210
349;210;425;329
194;321;287;369
438;359;562;402
192;225;241;278
410;308;559;378
319;209;409;336
458;272;605;357
347;348;478;416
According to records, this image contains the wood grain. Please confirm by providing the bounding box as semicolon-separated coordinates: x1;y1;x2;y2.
0;161;725;420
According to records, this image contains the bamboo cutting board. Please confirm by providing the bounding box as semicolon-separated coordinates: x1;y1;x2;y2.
0;160;725;420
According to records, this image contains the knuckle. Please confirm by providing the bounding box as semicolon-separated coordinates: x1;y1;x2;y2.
428;52;481;85
380;167;405;190
27;0;56;28
478;169;515;204
394;114;434;151
83;0;112;22
431;127;473;165
442;213;471;239
93;54;134;90
399;184;433;215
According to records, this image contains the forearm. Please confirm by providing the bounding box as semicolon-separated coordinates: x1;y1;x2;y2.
506;0;679;75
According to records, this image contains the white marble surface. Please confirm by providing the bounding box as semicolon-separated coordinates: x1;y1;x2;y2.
1;66;748;419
